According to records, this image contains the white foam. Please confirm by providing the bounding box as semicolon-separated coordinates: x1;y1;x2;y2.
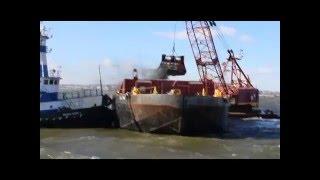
90;156;100;159
195;152;204;157
47;154;54;159
167;148;176;153
79;136;96;141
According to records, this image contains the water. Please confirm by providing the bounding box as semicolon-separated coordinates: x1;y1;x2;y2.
40;118;280;159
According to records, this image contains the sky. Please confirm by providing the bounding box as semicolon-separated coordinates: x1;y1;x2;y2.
43;21;280;91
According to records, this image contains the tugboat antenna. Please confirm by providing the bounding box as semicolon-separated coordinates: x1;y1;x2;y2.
99;64;103;95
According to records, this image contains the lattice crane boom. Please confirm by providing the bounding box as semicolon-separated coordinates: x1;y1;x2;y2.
185;21;229;95
227;49;253;88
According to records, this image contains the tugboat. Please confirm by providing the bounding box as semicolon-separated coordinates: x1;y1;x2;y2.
40;22;116;128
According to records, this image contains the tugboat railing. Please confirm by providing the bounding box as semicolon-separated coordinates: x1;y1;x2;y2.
58;88;101;100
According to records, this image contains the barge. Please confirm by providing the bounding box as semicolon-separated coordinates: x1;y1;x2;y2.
114;78;229;135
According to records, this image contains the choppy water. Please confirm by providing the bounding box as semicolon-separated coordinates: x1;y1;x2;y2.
40;118;280;159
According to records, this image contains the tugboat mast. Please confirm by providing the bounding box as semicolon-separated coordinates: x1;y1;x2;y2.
40;21;50;78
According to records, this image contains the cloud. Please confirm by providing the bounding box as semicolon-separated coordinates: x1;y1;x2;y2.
153;23;237;40
246;66;274;75
256;67;273;74
153;24;237;41
218;25;237;37
153;30;188;40
245;66;279;91
101;58;121;69
239;34;254;43
153;24;256;47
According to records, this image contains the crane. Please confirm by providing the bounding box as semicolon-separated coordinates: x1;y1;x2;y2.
226;49;254;90
185;21;259;114
185;21;229;96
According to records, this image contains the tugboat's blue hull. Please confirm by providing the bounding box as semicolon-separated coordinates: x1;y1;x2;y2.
40;106;117;128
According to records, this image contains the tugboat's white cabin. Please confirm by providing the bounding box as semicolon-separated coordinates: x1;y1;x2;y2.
40;76;60;93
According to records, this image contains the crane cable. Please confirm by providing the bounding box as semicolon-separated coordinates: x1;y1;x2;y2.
211;22;253;88
172;21;177;56
209;21;230;52
215;26;230;51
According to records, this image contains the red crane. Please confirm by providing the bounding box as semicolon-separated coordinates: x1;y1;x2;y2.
185;21;229;96
186;21;259;113
226;49;254;90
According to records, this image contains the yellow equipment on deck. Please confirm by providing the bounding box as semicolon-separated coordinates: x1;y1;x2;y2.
202;88;208;96
169;89;181;96
132;86;140;95
152;86;158;94
214;88;222;97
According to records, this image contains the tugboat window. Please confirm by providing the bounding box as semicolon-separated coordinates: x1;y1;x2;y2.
44;80;48;84
49;80;53;85
54;80;58;85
